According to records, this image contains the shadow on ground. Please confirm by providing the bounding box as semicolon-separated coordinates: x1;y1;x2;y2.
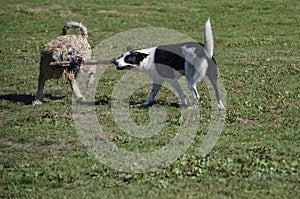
0;94;65;105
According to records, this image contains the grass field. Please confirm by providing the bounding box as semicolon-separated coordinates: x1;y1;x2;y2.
1;0;299;198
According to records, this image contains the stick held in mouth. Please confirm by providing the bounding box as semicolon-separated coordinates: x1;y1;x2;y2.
50;59;115;67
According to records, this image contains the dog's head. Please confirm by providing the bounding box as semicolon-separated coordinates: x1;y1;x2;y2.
69;55;83;77
113;47;149;70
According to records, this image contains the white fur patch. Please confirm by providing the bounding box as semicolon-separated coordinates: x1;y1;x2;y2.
181;45;208;80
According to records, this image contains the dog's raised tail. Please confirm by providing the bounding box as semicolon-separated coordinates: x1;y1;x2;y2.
63;21;88;38
204;18;213;58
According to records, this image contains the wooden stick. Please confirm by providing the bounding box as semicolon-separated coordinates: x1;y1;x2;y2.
50;59;114;67
49;61;71;67
84;59;115;65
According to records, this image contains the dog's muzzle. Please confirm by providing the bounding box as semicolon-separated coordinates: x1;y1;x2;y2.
112;60;121;70
112;59;118;66
70;55;83;77
113;60;125;70
112;59;133;70
117;66;133;70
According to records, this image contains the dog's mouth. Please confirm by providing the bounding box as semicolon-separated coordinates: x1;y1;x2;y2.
116;65;134;70
113;60;133;70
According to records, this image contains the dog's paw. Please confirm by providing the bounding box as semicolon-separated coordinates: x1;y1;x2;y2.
32;99;43;106
217;102;225;111
137;103;148;108
180;103;188;108
76;97;86;104
137;101;152;108
86;80;94;89
186;104;196;109
182;101;197;109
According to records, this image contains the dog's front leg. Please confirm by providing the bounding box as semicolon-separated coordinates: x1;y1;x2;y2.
85;65;96;89
73;82;85;103
86;72;95;89
85;69;95;98
167;79;187;107
139;83;162;107
66;73;85;103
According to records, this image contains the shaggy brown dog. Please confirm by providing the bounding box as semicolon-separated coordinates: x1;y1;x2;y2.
32;21;95;105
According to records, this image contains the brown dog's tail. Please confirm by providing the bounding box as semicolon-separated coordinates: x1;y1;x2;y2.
62;21;88;38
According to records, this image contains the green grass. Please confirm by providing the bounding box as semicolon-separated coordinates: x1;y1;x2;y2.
1;0;299;198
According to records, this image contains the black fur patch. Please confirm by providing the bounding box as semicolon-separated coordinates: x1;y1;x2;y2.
124;51;149;65
153;42;214;79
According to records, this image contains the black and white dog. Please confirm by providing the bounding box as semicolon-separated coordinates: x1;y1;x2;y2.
113;19;225;110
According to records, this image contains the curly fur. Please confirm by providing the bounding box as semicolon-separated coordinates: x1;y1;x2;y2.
33;22;96;105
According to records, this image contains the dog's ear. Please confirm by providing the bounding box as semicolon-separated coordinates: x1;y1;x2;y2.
127;46;133;51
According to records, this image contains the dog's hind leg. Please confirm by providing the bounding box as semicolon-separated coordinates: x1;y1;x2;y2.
183;57;207;108
33;54;52;105
209;78;225;110
32;73;47;105
186;80;199;109
167;79;188;107
140;83;162;107
185;66;200;109
206;61;225;110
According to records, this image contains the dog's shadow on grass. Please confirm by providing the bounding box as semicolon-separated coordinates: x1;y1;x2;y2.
92;98;180;108
0;94;180;108
0;94;65;105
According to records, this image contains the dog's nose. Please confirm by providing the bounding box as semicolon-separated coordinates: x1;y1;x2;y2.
112;59;118;66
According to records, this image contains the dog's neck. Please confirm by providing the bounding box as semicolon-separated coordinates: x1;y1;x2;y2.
134;47;156;72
